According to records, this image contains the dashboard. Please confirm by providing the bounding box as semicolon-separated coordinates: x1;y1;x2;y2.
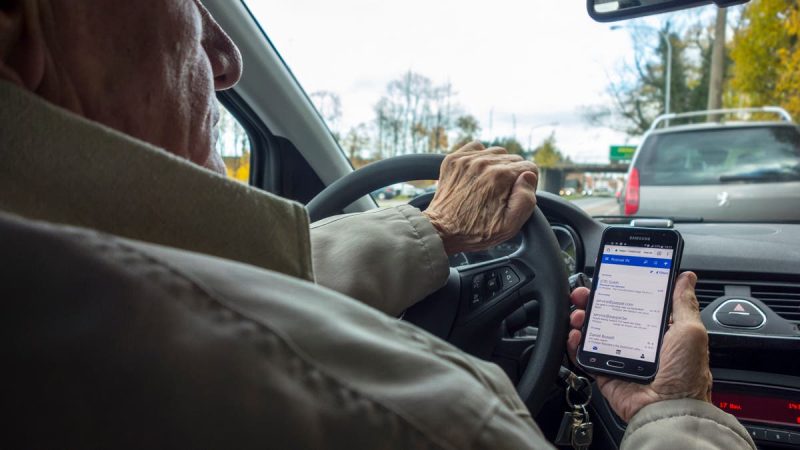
461;193;800;449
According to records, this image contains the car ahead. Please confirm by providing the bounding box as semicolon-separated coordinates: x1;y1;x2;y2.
621;107;800;221
592;186;613;196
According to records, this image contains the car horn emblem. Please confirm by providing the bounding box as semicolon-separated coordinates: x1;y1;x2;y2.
716;191;730;207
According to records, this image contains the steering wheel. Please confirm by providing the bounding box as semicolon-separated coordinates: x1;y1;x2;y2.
307;154;570;415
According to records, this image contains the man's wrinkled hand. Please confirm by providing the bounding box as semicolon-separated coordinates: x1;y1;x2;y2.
423;141;539;255
566;272;713;422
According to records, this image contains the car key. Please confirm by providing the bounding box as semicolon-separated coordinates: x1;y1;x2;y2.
554;367;594;449
554;404;593;449
570;406;593;450
553;410;574;445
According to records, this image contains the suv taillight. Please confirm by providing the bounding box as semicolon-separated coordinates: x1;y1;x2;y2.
624;168;640;215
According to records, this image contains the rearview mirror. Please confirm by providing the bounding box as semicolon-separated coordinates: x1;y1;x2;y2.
588;0;750;22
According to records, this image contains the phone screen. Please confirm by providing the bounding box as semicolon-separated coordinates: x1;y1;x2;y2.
582;243;674;363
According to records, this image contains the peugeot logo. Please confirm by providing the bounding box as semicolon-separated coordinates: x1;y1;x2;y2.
717;191;730;207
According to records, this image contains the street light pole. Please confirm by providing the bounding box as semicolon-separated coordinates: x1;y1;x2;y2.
611;25;672;115
527;122;559;154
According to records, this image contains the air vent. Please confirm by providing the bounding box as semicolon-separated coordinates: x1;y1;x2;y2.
750;282;800;324
693;276;800;324
695;280;725;310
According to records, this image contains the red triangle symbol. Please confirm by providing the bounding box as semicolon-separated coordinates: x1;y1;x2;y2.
733;303;746;312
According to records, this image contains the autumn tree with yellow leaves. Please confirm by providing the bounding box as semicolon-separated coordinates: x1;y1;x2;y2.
776;7;800;119
728;0;800;119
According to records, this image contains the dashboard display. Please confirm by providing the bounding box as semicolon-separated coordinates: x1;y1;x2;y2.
448;233;523;267
448;225;579;275
712;390;800;428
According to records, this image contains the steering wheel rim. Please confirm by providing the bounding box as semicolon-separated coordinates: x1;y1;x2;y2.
307;154;570;415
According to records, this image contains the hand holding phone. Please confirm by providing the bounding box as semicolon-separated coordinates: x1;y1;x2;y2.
567;272;713;422
576;227;684;382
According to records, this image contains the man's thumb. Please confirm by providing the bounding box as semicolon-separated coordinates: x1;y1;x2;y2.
672;271;701;324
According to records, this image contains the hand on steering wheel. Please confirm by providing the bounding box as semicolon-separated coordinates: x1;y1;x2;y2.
306;147;571;416
423;141;539;254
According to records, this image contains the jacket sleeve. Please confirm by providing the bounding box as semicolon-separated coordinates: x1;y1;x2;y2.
310;205;450;316
621;399;756;450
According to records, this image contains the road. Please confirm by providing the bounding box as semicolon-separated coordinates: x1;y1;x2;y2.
570;196;619;217
377;195;620;217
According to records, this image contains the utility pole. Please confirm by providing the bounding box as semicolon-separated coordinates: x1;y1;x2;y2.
663;32;673;116
707;7;727;118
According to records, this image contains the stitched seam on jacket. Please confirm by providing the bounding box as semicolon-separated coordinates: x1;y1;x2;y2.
626;413;753;449
396;205;435;278
309;207;391;229
107;237;452;450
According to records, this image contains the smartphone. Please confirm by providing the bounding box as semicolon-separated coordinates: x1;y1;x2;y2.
576;227;684;383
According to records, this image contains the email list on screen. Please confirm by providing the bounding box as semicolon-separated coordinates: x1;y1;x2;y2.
583;245;674;363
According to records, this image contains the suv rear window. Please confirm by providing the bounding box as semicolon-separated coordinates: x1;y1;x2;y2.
636;126;800;186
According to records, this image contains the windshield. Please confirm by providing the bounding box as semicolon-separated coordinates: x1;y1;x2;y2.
245;0;800;223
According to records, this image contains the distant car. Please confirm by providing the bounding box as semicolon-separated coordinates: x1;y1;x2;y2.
620;107;800;221
592;185;614;196
559;187;576;197
389;183;425;197
371;186;396;200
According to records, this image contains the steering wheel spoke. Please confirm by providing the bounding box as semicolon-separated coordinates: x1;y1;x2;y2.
456;259;531;323
445;258;532;356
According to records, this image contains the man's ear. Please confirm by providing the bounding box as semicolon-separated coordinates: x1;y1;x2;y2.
0;0;45;89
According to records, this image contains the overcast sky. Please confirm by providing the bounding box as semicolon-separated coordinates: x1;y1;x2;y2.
246;1;723;163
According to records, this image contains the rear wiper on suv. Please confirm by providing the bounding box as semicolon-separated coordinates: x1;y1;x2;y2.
719;167;800;183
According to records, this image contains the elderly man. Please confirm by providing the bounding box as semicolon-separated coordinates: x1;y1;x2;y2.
0;1;754;449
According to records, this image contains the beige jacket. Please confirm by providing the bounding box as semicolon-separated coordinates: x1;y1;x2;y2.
0;80;755;449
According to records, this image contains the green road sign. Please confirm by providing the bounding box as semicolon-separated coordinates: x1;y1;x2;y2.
610;145;636;162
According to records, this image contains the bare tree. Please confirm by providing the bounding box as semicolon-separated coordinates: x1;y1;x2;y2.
342;123;370;162
374;71;459;156
309;90;342;136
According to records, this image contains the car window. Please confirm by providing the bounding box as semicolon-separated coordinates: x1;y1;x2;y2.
216;100;252;184
637;126;800;186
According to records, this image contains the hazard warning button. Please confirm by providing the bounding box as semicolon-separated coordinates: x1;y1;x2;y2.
713;299;766;328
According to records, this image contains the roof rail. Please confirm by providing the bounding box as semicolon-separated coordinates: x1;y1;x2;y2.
649;107;794;131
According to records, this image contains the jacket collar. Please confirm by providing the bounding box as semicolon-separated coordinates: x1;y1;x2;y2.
0;80;313;281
